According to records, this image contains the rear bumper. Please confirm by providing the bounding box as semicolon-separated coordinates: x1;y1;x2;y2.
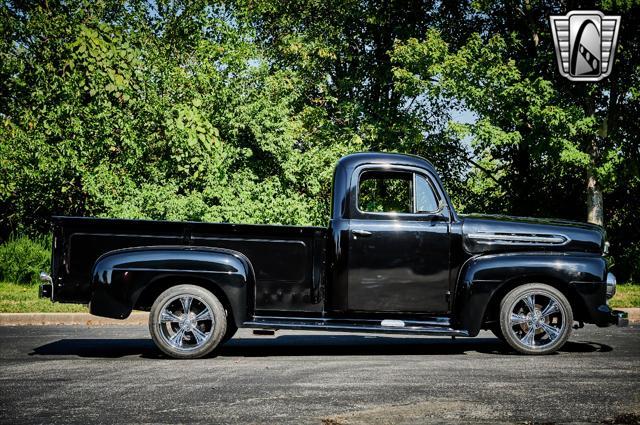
38;272;53;300
38;283;52;299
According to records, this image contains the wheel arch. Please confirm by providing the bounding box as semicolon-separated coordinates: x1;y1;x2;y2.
453;252;607;336
134;274;239;326
481;274;589;328
89;246;255;327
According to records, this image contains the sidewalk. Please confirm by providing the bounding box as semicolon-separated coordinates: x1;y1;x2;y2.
0;309;638;326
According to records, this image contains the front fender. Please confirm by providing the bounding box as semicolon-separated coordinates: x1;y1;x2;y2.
454;252;608;336
90;246;254;327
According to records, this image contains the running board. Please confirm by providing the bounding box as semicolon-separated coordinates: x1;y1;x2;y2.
243;316;469;337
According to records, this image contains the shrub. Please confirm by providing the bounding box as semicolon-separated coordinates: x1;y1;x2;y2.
0;236;51;285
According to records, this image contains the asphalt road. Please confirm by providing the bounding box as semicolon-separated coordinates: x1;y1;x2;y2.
0;325;638;425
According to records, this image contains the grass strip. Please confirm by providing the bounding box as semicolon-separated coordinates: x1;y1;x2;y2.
0;281;638;313
0;282;86;313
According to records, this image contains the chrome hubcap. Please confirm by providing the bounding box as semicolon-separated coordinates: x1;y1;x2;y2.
508;293;565;349
158;295;214;351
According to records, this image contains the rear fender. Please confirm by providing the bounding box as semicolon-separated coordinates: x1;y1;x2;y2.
454;252;608;336
90;246;254;327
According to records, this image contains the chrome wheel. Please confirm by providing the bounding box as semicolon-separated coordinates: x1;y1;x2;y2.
508;293;565;349
499;283;573;355
157;295;214;352
149;284;227;359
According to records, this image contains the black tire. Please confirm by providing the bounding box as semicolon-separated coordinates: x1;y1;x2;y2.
149;284;227;359
499;283;573;355
490;324;505;342
222;322;238;344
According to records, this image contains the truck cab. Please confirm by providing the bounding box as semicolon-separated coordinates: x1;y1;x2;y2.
328;153;454;314
40;152;628;359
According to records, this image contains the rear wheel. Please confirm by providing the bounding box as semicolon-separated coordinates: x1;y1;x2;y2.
149;284;227;359
499;283;573;355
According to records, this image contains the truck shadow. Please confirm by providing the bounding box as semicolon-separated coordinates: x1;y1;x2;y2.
29;334;612;359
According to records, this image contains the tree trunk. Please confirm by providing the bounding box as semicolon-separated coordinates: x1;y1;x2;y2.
586;168;603;226
586;113;610;227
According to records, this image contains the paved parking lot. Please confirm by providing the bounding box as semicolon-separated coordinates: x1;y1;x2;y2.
0;325;638;424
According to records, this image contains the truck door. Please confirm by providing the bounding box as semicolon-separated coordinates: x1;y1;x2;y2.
347;167;450;313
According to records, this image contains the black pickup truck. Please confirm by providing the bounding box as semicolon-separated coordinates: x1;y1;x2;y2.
39;152;628;358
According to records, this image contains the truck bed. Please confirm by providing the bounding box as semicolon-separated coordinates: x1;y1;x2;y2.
52;217;328;313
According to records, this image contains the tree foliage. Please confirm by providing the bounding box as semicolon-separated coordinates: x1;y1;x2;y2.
1;1;346;232
391;0;640;280
1;0;639;281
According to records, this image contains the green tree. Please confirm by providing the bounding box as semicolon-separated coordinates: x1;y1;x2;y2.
391;1;640;280
233;0;472;195
1;0;638;281
0;0;345;234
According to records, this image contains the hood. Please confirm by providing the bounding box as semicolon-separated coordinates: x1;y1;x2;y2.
461;214;606;255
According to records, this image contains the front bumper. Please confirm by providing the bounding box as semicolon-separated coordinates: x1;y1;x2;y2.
592;304;630;328
610;310;629;327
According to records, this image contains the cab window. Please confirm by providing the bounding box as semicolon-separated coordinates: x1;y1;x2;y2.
415;175;439;213
358;171;413;213
357;171;441;215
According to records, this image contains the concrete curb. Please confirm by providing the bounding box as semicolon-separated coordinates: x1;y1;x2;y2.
0;312;149;326
0;309;638;326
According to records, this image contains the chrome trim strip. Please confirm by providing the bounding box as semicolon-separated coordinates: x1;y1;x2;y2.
467;233;570;245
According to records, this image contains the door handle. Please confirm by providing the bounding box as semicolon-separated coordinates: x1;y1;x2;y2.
353;229;373;237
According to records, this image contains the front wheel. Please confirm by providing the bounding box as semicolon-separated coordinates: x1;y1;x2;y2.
490;324;505;342
499;283;573;355
149;284;227;359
